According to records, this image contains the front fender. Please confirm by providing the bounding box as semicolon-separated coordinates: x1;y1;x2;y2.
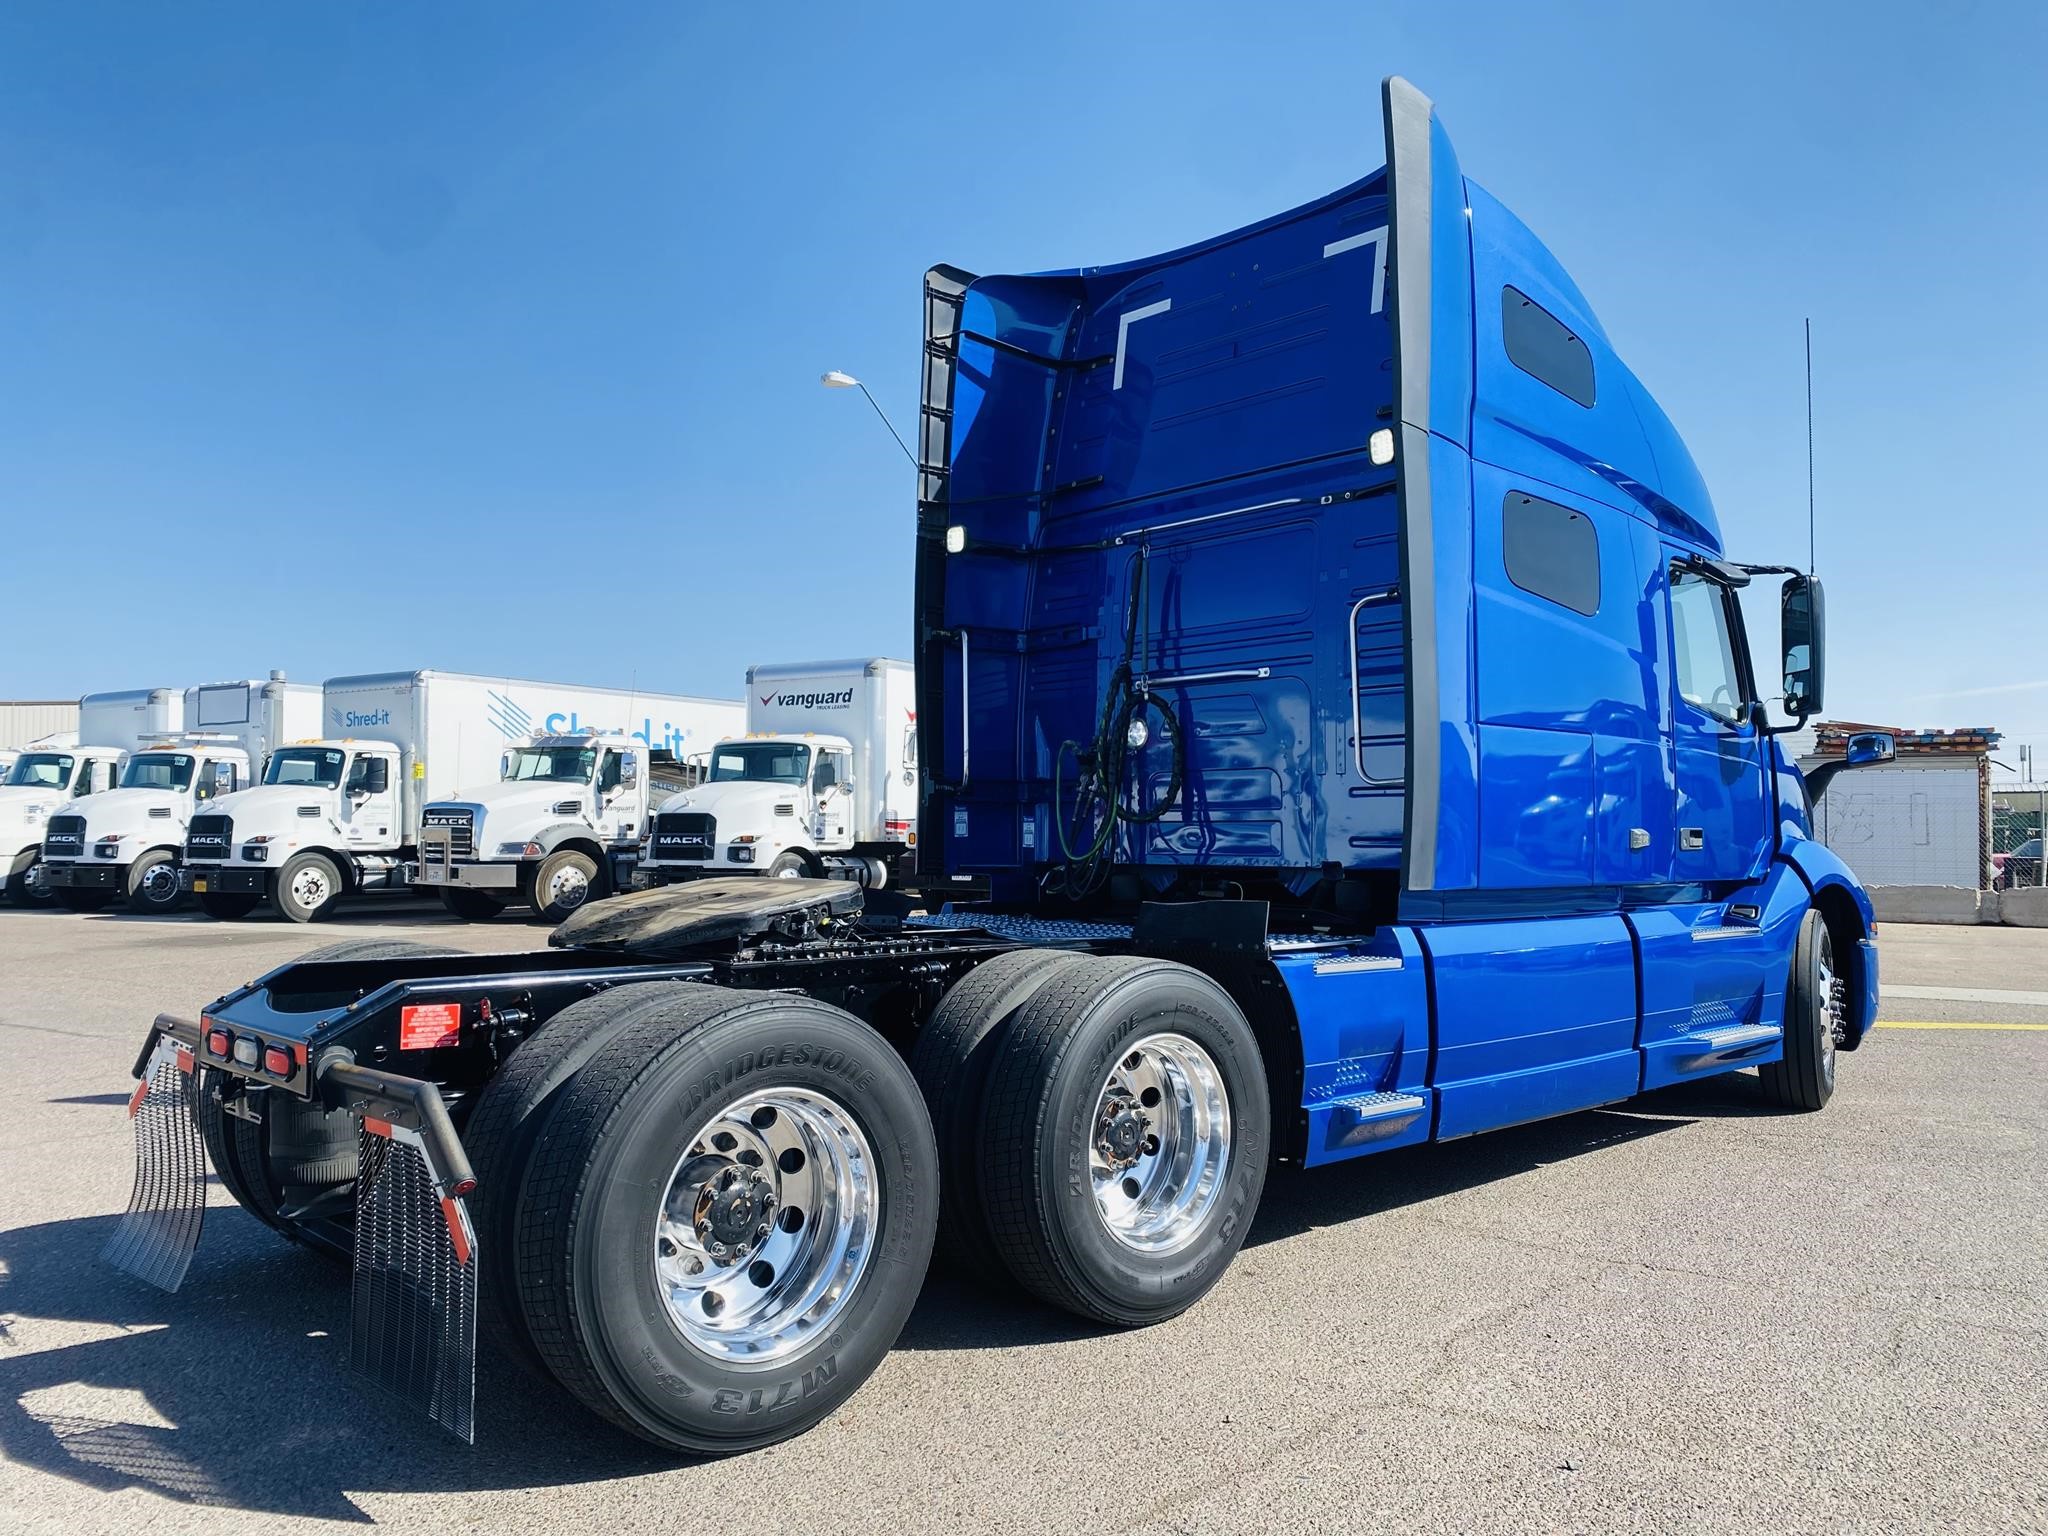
530;822;601;856
1781;841;1879;1048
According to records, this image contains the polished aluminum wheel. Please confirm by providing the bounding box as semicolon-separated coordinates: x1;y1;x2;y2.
544;862;590;909
289;863;331;908
140;862;180;903
654;1088;877;1363
1089;1031;1232;1255
1816;925;1840;1085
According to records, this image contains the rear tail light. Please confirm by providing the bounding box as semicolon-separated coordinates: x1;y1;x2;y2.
205;1027;232;1058
262;1044;292;1077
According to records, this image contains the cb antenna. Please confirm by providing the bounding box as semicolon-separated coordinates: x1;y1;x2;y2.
1804;317;1816;576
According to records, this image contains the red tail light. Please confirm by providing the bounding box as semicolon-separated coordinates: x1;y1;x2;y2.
205;1027;232;1058
262;1044;292;1077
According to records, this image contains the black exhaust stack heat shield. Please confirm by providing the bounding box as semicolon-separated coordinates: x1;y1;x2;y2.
101;1034;208;1293
349;1118;479;1444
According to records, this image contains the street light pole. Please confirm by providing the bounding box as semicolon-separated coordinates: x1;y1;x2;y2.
821;371;918;472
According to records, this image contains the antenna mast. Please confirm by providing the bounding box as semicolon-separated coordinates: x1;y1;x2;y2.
1805;318;1816;575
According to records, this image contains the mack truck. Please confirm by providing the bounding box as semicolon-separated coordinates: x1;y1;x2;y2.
181;670;742;923
42;676;322;914
102;79;1894;1460
0;734;125;906
640;658;917;888
412;715;735;923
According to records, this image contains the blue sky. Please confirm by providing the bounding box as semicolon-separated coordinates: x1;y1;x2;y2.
4;1;2045;764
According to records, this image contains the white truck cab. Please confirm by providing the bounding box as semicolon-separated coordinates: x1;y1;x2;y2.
41;737;251;913
413;730;694;922
0;737;124;907
181;739;404;922
640;659;917;888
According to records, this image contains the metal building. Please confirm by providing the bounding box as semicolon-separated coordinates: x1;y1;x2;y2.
0;701;80;750
1797;722;1997;888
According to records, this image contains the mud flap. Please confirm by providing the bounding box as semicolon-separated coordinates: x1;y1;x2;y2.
349;1117;478;1443
101;1036;207;1292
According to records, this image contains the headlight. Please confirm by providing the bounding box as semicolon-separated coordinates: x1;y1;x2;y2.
498;841;541;857
243;843;268;863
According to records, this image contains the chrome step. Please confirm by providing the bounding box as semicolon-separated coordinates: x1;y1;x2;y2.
1675;1021;1781;1069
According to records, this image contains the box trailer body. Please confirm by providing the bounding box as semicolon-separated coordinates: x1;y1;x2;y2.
78;687;184;752
182;670;741;922
102;79;1890;1459
41;678;322;914
640;659;916;887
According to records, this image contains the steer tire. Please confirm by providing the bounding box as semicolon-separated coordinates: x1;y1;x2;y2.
438;886;507;921
978;955;1269;1328
124;850;185;915
53;887;112;913
273;852;344;923
1759;909;1838;1112
765;849;811;879
515;985;938;1454
3;856;53;908
463;984;675;1379
910;947;1096;1283
528;848;602;923
198;891;261;920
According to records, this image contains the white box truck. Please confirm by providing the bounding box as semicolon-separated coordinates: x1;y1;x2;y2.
42;676;322;914
183;671;742;923
640;658;917;887
0;732;126;906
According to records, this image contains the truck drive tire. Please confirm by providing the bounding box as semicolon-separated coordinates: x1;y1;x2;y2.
3;856;53;908
529;848;601;922
438;886;507;921
53;887;113;913
198;891;261;920
1759;909;1839;1112
515;984;939;1454
273;852;344;923
978;955;1269;1328
463;983;678;1379
910;947;1096;1283
124;849;185;915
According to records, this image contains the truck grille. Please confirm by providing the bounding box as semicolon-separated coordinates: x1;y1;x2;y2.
186;814;233;860
43;814;85;858
421;808;474;863
652;812;715;860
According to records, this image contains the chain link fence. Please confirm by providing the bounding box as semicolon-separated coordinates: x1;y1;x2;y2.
1989;787;2045;891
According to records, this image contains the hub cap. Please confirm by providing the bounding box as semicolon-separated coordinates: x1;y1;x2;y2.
1089;1032;1232;1255
654;1088;877;1363
290;865;330;908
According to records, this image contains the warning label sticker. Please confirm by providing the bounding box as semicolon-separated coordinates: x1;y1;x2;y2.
400;1002;462;1051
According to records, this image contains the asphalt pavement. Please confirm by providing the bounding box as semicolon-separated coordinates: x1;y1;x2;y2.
1;901;2042;1534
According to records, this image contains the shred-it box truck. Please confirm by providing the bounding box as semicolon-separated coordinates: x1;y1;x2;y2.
42;676;322;914
0;732;124;906
640;658;916;886
182;670;741;923
412;694;743;922
102;80;1895;1458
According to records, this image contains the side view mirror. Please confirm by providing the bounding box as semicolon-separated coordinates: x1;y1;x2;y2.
1805;731;1895;801
1780;575;1826;720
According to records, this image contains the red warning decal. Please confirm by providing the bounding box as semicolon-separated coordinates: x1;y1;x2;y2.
440;1196;474;1266
126;1079;149;1119
400;1002;462;1051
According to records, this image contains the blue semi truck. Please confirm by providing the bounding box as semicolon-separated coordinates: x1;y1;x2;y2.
104;78;1894;1455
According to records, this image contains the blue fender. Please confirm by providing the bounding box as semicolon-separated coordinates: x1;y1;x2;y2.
1781;840;1880;1048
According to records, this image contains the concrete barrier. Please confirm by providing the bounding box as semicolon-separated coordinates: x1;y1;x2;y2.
1999;886;2048;928
1870;885;1989;925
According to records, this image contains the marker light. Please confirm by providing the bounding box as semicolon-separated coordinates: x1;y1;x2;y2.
205;1027;233;1058
945;525;967;554
1369;429;1395;466
262;1044;292;1077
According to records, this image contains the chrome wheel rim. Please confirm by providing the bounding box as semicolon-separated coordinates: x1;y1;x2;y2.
23;859;48;898
290;865;330;908
771;860;803;879
141;863;179;902
1089;1031;1232;1255
546;862;590;909
1816;927;1840;1086
654;1087;877;1363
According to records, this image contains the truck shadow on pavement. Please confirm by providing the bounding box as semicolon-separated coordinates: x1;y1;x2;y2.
0;1072;1778;1518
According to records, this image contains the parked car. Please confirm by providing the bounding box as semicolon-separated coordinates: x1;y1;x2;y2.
1994;837;2043;890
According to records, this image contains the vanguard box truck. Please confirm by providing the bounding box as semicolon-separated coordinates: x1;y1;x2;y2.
182;671;741;922
639;658;916;887
42;676;323;914
102;79;1898;1457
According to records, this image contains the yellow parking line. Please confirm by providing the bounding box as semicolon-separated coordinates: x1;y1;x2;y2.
1875;1021;2048;1032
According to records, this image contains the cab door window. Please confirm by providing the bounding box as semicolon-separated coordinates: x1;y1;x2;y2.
1670;570;1748;727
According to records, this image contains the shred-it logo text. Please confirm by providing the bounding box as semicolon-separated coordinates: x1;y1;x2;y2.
760;688;854;711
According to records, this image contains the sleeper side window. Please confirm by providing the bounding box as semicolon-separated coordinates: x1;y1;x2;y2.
1503;492;1600;616
1502;286;1595;407
1670;569;1747;727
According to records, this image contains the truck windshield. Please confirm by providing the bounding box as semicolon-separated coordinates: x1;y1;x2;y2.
6;753;74;789
266;747;346;788
505;745;598;783
122;754;195;792
708;743;810;784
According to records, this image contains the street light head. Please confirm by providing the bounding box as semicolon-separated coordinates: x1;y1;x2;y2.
820;371;861;389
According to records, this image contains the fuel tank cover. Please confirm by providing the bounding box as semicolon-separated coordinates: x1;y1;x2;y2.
550;877;864;956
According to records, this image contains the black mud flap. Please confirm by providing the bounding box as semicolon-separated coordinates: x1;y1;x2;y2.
349;1117;478;1443
101;1036;207;1292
